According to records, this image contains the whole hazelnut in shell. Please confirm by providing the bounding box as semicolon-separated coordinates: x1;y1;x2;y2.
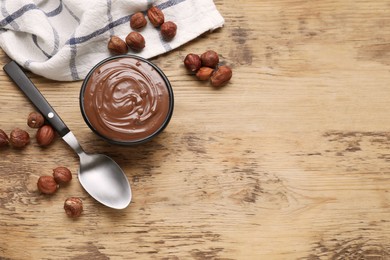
64;197;83;218
184;54;202;72
210;65;233;87
130;12;147;30
10;128;30;148
125;32;145;52
0;129;9;147
201;50;219;68
147;6;164;27
36;125;55;147
196;67;214;81
53;166;72;185
37;175;58;195
108;36;128;54
160;21;177;41
27;112;45;128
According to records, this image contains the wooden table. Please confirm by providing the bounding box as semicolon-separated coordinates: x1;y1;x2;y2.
1;0;390;259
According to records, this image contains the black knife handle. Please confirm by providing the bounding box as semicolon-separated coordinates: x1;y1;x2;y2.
3;61;70;137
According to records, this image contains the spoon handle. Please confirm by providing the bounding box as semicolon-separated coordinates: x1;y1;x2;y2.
3;61;70;137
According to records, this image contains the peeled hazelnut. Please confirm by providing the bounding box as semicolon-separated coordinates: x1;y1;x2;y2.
196;67;214;81
160;21;177;41
108;36;128;54
37;175;58;195
125;32;145;52
10;128;30;148
64;197;83;218
0;129;9;147
36;125;55;147
210;65;233;87
184;54;202;72
130;12;147;29
147;6;164;27
53;166;72;185
27;112;45;128
201;50;219;68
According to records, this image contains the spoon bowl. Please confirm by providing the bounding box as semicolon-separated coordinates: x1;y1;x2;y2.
4;61;132;209
79;154;131;209
63;132;131;209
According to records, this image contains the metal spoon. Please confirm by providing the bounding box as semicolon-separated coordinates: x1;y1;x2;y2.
3;61;132;209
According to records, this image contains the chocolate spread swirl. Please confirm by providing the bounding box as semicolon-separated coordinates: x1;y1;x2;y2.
82;57;172;143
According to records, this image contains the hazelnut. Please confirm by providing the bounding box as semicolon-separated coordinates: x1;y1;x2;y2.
125;32;145;52
37;175;58;195
36;125;55;146
147;6;164;27
201;50;219;68
184;54;202;72
196;67;214;81
10;128;30;148
64;197;83;218
130;12;147;30
108;36;128;54
160;21;177;41
210;65;233;87
53;166;72;185
27;111;45;128
0;129;9;147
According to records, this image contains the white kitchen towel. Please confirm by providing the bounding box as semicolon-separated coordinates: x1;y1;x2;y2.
0;0;224;81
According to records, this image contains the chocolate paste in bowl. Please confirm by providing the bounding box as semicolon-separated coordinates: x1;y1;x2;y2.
81;56;173;144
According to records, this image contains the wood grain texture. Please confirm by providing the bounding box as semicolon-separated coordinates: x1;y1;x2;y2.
1;0;390;259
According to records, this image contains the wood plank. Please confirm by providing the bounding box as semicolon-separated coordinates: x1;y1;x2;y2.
1;0;390;259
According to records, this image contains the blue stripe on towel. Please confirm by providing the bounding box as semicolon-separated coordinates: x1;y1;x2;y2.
63;2;80;23
0;0;188;80
65;15;130;45
158;0;186;10
1;1;19;30
45;0;63;17
65;0;186;46
68;0;116;80
106;0;114;36
69;39;79;80
0;1;66;27
0;3;37;27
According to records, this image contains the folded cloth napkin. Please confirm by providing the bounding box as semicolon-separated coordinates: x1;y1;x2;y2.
0;0;224;81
